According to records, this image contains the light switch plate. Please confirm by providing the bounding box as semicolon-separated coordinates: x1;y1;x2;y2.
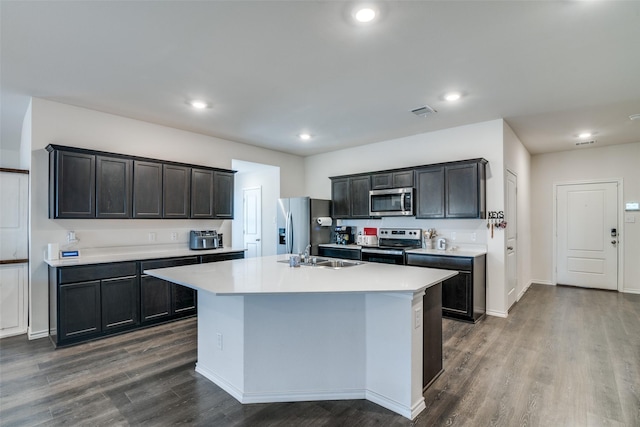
625;214;636;223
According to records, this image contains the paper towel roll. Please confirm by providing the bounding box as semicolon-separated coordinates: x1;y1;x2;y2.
316;216;333;226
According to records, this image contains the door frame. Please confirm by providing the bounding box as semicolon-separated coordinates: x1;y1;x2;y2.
242;186;262;258
505;168;518;309
552;178;624;291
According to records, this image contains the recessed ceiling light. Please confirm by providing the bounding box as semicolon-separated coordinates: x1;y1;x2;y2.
630;113;640;121
298;133;312;141
444;92;461;102
354;7;376;23
578;132;592;139
190;100;208;109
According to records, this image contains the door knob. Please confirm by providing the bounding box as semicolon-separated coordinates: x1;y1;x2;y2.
507;246;513;250
611;240;617;245
255;238;261;241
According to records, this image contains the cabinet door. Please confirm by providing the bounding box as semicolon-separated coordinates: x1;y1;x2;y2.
371;173;393;190
214;171;234;218
52;150;95;218
415;166;445;218
442;272;471;316
191;168;215;218
140;275;171;322
350;176;371;218
393;171;414;188
59;280;101;340
173;284;196;315
96;156;132;218
331;178;350;218
133;161;163;218
101;276;138;331
445;162;479;218
163;165;191;218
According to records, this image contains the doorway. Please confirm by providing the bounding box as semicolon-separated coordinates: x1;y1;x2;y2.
506;170;517;309
555;181;620;290
243;187;262;258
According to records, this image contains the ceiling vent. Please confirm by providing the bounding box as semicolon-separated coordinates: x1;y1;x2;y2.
411;105;437;117
575;140;596;146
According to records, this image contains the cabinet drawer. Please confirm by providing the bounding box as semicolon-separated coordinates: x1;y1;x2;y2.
406;254;472;271
140;256;199;272
200;252;244;263
58;262;137;284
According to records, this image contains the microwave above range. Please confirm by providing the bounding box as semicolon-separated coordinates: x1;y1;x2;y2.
369;187;414;217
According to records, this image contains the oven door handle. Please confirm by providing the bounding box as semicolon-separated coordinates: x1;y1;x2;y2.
361;248;404;256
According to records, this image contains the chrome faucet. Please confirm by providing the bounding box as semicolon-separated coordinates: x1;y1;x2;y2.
303;244;311;262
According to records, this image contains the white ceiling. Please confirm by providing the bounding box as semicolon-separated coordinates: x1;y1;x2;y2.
2;1;639;157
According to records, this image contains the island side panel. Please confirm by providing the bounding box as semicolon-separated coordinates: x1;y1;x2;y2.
195;291;246;401
365;291;426;420
242;293;366;401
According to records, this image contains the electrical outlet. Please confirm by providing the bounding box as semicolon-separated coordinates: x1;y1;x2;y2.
471;232;477;242
217;333;223;350
170;232;178;241
414;308;422;329
148;232;156;242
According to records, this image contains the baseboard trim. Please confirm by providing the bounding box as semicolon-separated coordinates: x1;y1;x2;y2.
532;280;554;286
622;288;640;295
486;309;508;318
28;328;49;340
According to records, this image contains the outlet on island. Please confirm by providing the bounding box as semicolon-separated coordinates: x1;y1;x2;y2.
170;232;178;241
148;232;156;242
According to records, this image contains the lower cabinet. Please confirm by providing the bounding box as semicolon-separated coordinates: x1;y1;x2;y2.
318;246;361;260
49;251;245;347
406;253;486;323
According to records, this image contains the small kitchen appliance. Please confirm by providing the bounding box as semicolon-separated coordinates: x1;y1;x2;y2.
334;226;354;245
360;228;422;265
190;230;219;250
356;234;378;247
369;187;415;217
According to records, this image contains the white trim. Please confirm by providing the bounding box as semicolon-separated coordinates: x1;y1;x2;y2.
486;309;508;318
532;280;554;286
366;389;425;420
622;288;640;295
196;364;245;402
28;328;49;340
552;178;624;292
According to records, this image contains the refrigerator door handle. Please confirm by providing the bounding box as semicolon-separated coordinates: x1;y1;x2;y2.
286;211;293;254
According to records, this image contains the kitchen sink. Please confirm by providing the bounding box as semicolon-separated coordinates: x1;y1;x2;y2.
278;257;363;269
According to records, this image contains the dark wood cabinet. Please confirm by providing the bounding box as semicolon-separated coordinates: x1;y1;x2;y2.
318;246;361;260
163;164;191;218
191;168;215;218
416;159;486;219
406;253;486;323
330;175;371;219
139;256;199;324
199;252;245;263
415;166;445;218
214;171;234;219
371;170;414;189
133;160;163;218
58;280;101;341
423;282;443;389
50;261;138;347
96;156;132;218
101;275;138;331
49;149;96;218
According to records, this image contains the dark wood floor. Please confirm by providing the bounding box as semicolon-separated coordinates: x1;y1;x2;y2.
1;284;639;426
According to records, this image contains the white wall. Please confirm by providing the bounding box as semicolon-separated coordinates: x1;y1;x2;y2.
305;119;514;317
27;98;306;338
503;121;532;302
531;142;640;293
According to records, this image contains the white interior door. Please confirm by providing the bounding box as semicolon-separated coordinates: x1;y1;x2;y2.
243;187;262;258
0;170;29;337
556;182;618;290
506;170;517;309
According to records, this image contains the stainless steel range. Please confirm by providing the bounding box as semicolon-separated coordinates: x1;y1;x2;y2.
360;228;422;265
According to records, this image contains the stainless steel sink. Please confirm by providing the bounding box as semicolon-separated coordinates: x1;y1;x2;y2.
278;257;363;269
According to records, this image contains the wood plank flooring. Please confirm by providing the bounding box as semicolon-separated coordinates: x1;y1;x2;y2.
1;284;639;426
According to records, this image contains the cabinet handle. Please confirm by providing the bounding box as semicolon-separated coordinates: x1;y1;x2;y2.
507;246;513;250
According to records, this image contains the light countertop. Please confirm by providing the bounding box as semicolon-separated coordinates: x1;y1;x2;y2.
44;245;246;267
145;254;457;295
405;248;487;258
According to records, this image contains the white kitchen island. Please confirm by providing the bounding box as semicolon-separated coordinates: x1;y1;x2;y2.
145;254;456;420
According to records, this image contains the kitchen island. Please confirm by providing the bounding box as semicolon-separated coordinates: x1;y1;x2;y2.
145;254;456;419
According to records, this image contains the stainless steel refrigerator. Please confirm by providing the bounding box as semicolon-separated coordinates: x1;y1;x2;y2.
277;197;331;256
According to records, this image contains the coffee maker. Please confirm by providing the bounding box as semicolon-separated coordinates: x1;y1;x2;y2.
334;226;354;245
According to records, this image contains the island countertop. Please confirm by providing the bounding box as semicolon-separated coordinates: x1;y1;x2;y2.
145;254;457;295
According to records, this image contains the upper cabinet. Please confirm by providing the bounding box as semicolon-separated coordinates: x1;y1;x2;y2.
416;159;487;219
371;170;414;190
47;145;235;220
331;174;371;219
133;160;163;219
96;156;132;219
49;149;96;218
213;171;234;219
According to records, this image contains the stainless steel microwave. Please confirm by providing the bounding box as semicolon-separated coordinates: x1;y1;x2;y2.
369;187;414;217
